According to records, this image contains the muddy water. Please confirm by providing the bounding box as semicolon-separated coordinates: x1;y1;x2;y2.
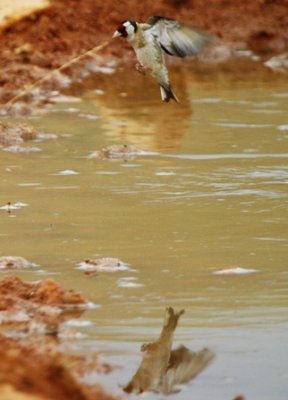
1;66;288;399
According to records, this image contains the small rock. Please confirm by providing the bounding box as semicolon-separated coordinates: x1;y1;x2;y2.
0;121;37;147
264;53;288;72
78;257;130;274
0;256;32;270
0;121;55;150
88;144;143;160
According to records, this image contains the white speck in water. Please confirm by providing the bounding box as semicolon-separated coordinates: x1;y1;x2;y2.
61;107;80;113
121;164;140;168
111;120;127;126
50;95;82;103
272;92;288;98
277;125;288;131
110;294;124;299
13;202;28;208
253;101;278;107
0;202;28;210
193;98;222;103
17;183;41;187
37;133;58;140
64;319;94;327
215;122;273;128
4;146;41;153
85;302;102;310
94;171;120;175
155;171;176;176
78;113;100;120
249;109;283;114
213;267;258;275
117;277;144;288
53;170;80;176
35;270;60;275
59;332;87;339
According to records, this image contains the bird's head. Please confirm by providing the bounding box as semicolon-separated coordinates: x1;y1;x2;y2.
112;20;138;39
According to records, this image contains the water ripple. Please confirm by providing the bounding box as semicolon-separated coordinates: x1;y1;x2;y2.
165;153;288;161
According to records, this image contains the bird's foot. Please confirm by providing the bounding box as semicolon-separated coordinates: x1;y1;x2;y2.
135;63;149;75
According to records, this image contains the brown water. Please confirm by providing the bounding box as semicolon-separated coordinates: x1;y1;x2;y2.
1;65;288;399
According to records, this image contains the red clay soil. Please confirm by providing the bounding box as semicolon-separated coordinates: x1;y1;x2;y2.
0;0;287;99
0;335;118;400
0;276;118;400
0;276;87;333
0;276;86;306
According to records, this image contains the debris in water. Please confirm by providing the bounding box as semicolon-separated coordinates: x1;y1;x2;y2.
0;256;35;270
77;258;130;275
0;121;37;146
87;144;143;160
0;121;56;150
123;307;215;394
0;202;28;215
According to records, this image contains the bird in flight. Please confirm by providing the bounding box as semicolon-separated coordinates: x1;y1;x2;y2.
113;16;212;103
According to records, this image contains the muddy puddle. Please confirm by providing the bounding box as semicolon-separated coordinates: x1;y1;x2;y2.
0;66;288;400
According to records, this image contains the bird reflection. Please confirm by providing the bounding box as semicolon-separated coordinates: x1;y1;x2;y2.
81;67;193;152
123;307;215;394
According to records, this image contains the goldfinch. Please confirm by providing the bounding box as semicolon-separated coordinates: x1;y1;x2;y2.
113;16;212;102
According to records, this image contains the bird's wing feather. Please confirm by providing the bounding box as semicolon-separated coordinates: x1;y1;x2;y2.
160;345;215;392
146;16;213;58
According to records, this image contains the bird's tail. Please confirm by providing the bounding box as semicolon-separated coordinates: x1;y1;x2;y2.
160;85;179;103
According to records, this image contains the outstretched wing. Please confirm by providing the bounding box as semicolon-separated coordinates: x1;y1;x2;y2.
160;345;215;392
146;16;213;58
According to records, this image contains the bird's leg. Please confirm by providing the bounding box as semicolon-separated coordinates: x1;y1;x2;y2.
135;63;150;75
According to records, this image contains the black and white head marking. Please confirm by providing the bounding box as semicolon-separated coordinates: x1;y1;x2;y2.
115;20;138;38
121;20;138;36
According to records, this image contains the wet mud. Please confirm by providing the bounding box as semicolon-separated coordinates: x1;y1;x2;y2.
0;335;118;400
0;275;118;400
0;276;86;332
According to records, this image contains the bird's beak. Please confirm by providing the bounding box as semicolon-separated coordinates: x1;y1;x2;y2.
112;30;121;38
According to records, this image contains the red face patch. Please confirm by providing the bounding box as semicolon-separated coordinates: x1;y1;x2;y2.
116;25;128;38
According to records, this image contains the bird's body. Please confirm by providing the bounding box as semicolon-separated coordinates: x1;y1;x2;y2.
113;17;212;102
131;25;174;101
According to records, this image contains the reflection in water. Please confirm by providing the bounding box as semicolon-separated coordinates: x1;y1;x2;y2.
77;67;193;151
124;307;214;394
